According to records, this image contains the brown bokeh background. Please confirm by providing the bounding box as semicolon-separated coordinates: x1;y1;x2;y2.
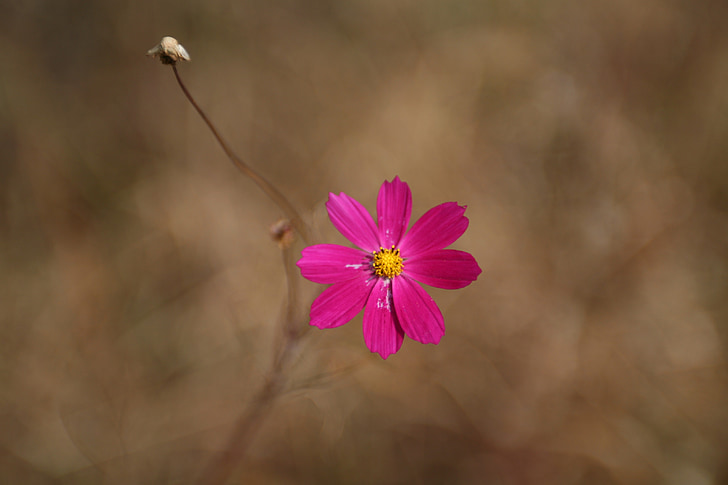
2;1;728;483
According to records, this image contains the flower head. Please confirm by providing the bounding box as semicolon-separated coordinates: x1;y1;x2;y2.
297;177;482;359
147;36;191;65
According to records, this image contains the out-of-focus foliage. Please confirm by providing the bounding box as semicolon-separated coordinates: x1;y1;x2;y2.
1;0;728;483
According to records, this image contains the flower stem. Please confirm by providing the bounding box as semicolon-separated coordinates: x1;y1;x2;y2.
195;238;308;485
171;64;311;244
195;371;281;485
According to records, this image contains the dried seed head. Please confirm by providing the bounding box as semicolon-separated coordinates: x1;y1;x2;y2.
147;36;191;65
270;219;295;249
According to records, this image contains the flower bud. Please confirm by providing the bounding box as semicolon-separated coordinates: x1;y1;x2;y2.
270;219;295;249
147;36;190;65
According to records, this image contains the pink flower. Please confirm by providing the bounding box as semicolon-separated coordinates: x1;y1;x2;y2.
297;177;482;359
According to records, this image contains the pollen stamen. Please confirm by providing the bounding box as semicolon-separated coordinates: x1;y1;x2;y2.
372;246;404;278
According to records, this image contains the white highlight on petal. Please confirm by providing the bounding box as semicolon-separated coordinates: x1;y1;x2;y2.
375;279;392;311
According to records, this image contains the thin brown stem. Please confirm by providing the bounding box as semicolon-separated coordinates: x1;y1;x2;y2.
171;64;310;244
167;62;315;484
195;236;308;485
195;373;282;485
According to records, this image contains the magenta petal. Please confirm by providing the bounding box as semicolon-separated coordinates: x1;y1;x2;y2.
326;192;380;252
310;276;375;329
362;279;404;359
376;176;412;248
399;202;469;255
392;276;445;344
297;244;370;284
404;249;482;289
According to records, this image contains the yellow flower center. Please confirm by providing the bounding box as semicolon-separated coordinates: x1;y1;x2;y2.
372;246;404;278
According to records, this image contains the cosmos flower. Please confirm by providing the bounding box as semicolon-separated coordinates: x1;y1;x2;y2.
297;177;482;359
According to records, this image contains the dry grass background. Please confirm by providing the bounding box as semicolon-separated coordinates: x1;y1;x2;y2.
2;0;728;483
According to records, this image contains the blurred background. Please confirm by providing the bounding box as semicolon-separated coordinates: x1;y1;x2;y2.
2;0;728;483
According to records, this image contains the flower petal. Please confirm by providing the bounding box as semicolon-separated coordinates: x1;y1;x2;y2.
399;202;469;255
326;192;380;252
363;279;404;359
404;249;482;289
310;276;375;329
392;276;445;344
297;244;370;284
377;176;412;248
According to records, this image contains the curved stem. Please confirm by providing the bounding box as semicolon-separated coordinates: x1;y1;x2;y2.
171;64;310;244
